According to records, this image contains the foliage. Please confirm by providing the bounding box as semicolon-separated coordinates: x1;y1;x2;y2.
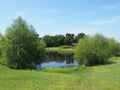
74;33;86;43
42;33;86;47
75;34;111;66
5;16;46;69
54;35;65;46
42;35;65;47
108;38;120;57
42;35;53;47
64;33;74;45
0;34;7;65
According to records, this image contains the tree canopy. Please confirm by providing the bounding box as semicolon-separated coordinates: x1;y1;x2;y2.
6;17;46;69
42;33;86;47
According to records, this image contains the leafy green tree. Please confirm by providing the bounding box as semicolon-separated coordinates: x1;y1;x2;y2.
42;35;54;47
75;34;110;66
74;33;86;43
64;33;74;45
42;35;65;47
6;16;46;69
42;33;86;47
54;35;65;46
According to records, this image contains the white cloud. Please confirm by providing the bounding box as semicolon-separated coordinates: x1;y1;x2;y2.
89;16;120;25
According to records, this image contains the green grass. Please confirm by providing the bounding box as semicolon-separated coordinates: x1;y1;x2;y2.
0;57;120;90
46;46;75;54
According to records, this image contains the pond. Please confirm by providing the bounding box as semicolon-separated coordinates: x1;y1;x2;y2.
37;52;79;68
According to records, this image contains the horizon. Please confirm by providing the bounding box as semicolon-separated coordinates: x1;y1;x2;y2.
0;0;120;42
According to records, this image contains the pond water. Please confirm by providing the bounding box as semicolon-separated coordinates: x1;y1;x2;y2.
37;52;79;68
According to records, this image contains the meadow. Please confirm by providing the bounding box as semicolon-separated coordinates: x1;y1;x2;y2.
0;57;120;90
46;46;75;55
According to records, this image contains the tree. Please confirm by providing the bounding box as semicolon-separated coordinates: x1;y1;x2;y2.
42;35;65;47
64;33;74;45
6;16;46;69
42;35;54;47
54;35;65;46
74;33;86;43
75;34;110;66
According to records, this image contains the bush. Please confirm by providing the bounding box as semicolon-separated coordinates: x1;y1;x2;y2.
75;34;110;66
108;39;120;57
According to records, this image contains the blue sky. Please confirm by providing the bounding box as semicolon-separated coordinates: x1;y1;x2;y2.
0;0;120;41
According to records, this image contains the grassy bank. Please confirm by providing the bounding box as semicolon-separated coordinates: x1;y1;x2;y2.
46;46;75;55
0;57;120;90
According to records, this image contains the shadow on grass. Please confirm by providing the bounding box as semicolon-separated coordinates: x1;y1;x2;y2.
106;61;116;65
86;61;117;68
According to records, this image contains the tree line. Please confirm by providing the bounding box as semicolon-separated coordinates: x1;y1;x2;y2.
42;33;85;47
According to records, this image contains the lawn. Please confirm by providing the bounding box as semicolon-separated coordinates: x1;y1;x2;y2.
0;57;120;90
46;46;75;55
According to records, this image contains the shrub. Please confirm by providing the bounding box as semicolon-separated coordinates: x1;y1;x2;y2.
108;39;120;57
75;34;110;66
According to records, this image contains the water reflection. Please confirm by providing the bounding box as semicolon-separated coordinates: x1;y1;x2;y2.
37;52;78;68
